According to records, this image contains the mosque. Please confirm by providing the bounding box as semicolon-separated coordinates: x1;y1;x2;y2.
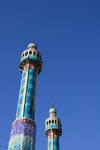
8;42;62;150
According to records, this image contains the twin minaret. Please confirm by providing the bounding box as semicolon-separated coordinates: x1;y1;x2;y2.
8;42;62;150
45;105;62;150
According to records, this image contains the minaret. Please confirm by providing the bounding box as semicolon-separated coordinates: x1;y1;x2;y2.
8;42;43;150
45;105;62;150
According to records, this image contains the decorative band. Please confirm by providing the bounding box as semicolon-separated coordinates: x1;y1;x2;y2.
10;119;36;140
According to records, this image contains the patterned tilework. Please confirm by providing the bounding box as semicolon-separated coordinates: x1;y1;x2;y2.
16;64;36;120
48;132;59;150
45;123;62;133
16;69;27;119
8;118;36;150
24;65;36;119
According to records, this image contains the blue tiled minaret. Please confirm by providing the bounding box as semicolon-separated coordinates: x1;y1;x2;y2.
8;42;43;150
45;106;62;150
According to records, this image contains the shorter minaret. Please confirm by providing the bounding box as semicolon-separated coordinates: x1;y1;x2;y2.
45;105;62;150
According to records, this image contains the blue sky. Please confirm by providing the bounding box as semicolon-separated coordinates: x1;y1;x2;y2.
0;0;100;149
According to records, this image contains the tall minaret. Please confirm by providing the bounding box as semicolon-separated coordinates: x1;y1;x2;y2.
45;105;62;150
8;42;43;150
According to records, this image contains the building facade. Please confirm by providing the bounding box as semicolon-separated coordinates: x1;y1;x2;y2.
8;42;43;150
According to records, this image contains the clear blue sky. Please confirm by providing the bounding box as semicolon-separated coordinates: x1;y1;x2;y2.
0;0;100;149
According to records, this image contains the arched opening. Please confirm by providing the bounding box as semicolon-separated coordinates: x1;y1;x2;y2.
37;53;39;57
29;51;32;55
25;51;28;56
49;120;51;124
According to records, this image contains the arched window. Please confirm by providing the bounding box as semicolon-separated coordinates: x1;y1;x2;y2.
33;52;35;56
25;51;28;56
52;120;54;123
29;51;32;55
49;120;51;124
37;53;39;57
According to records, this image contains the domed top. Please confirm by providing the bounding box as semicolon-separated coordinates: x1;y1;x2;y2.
49;108;56;114
49;104;56;114
28;42;37;49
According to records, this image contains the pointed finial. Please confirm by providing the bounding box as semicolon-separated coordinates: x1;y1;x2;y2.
52;104;54;108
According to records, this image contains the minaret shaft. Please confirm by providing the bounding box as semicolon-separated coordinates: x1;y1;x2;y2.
48;132;59;150
16;63;37;120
